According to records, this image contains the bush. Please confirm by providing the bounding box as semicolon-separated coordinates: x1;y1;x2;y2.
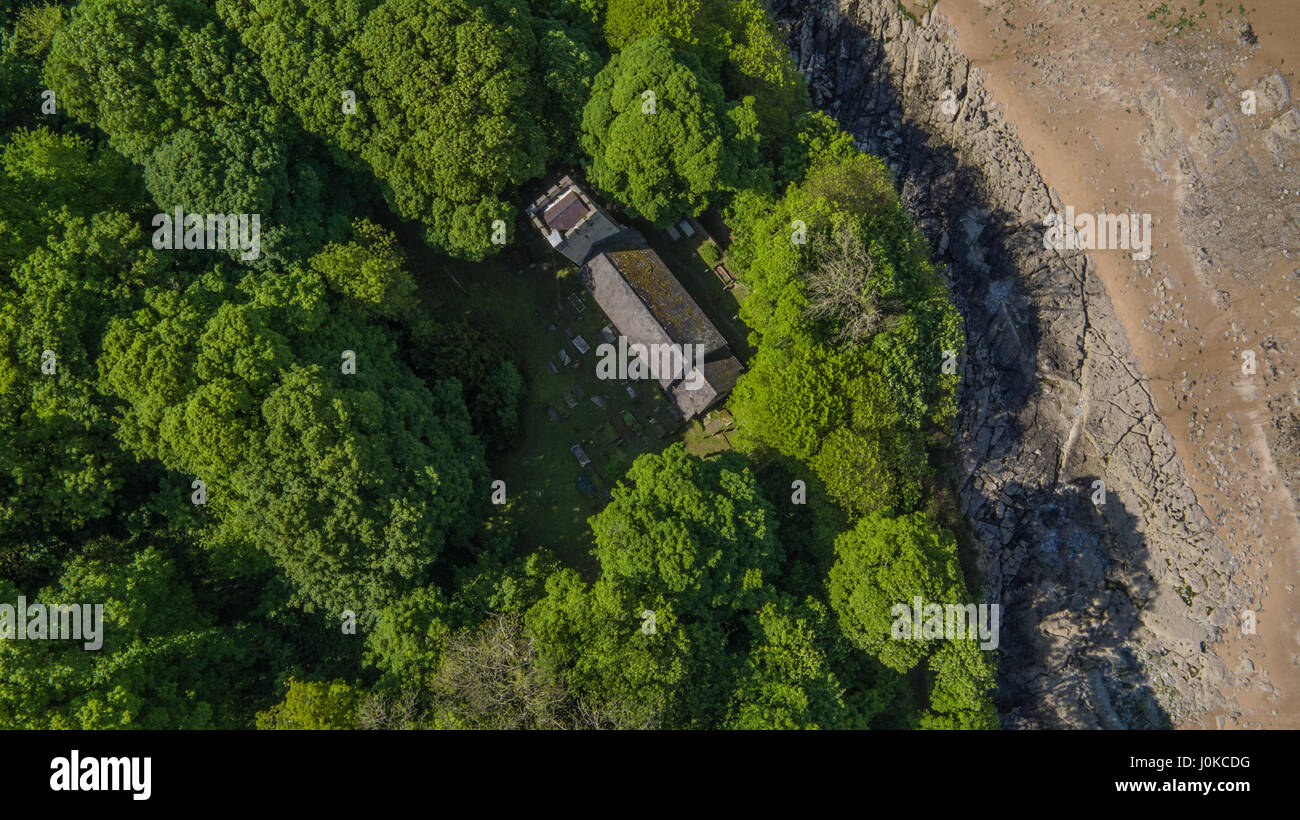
697;238;721;268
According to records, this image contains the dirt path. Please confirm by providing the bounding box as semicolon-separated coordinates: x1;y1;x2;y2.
936;0;1300;727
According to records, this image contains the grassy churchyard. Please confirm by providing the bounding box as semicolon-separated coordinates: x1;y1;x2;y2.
418;212;746;571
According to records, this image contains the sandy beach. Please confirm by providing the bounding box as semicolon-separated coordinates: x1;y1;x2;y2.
936;0;1300;727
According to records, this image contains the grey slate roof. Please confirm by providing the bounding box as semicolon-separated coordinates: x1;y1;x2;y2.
580;232;740;418
588;232;726;353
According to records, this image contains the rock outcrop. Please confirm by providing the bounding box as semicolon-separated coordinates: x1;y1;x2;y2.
773;0;1248;727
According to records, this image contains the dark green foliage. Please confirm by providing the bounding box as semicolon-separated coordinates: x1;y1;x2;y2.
527;445;908;728
0;48;39;130
528;445;782;726
828;511;967;673
603;0;805;144
0;128;158;544
534;18;603;160
581;36;739;224
44;0;351;266
219;0;601;260
256;677;363;729
0;2;62;128
97;265;488;622
405;317;527;451
364;587;453;687
215;0;377;170
0;547;265;728
696;239;721;267
0;0;998;730
355;0;547;258
724;597;853;729
920;639;1000;729
310;219;418;323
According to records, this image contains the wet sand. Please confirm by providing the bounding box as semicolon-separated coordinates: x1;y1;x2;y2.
938;0;1300;727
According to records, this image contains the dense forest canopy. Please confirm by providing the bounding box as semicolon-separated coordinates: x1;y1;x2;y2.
0;0;997;729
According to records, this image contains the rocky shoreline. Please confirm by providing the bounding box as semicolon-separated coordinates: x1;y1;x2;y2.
774;0;1250;727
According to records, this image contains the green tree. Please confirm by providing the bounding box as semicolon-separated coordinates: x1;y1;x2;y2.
44;0;348;266
355;0;549;258
405;318;526;451
603;0;804;143
603;0;705;51
828;511;969;673
581;36;739;224
97;266;488;622
528;445;784;727
810;426;929;517
363;586;452;687
220;0;599;259
309;219;417;323
216;0;376;169
472;359;525;450
256;677;362;729
725;597;851;729
10;2;63;58
45;0;275;168
0;126;147;265
712;0;805;141
919;639;1000;729
871;303;963;429
0;130;160;543
535;18;603;159
586;445;782;614
725;126;963;518
728;340;853;460
0;548;262;729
